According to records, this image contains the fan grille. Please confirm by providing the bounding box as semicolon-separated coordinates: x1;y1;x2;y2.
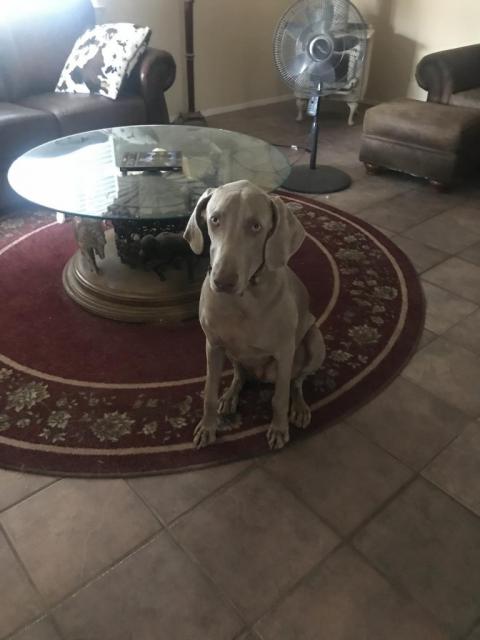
273;0;368;97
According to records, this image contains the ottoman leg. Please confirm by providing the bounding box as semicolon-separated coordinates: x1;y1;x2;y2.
429;179;450;192
364;162;381;175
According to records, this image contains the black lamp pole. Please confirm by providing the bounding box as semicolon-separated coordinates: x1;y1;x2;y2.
175;0;207;126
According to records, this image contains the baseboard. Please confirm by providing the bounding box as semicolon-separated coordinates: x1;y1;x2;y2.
200;94;293;117
168;95;376;123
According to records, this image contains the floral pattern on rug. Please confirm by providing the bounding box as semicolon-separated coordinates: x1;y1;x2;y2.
0;198;422;474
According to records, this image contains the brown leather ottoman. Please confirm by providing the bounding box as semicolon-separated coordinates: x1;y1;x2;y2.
359;98;480;189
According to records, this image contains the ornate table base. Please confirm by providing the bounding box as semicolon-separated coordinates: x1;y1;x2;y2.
63;227;208;323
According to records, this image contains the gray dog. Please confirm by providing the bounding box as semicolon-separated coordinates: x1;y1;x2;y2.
184;180;326;450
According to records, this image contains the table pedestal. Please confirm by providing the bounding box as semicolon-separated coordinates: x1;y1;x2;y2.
63;227;208;323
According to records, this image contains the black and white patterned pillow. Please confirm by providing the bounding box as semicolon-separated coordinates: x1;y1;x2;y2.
55;23;151;100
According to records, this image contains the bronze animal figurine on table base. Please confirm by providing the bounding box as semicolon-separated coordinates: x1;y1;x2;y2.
74;218;106;273
139;232;197;281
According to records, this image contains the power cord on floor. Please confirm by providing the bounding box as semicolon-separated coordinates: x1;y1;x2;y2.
272;143;307;151
271;143;311;165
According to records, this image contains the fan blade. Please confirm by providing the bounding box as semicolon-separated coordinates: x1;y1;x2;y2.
333;34;360;53
281;19;305;43
287;53;311;77
305;60;336;85
319;0;335;31
304;0;329;26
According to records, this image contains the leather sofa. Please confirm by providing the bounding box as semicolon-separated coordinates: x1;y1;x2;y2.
416;44;480;109
0;0;176;210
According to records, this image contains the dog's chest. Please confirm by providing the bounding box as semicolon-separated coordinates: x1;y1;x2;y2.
201;304;270;358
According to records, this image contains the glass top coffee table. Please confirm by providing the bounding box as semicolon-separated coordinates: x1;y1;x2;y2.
8;125;290;322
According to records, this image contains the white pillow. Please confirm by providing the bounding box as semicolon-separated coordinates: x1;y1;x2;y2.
55;23;151;100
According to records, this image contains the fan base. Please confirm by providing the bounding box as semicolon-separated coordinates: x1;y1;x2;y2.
281;165;351;194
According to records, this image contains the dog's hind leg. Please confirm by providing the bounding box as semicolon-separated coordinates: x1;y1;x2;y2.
218;360;246;416
289;324;326;429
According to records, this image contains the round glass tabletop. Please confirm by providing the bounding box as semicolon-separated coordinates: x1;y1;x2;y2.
8;125;291;221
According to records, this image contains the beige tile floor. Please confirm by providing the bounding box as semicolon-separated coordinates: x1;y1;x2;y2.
1;101;480;639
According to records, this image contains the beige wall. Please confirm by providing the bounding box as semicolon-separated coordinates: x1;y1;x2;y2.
103;0;292;117
356;0;480;103
103;0;480;115
194;0;292;113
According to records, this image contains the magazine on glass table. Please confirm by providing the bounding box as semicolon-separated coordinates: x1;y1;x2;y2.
119;149;183;174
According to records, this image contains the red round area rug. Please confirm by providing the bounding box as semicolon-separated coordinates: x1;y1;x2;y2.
0;193;424;477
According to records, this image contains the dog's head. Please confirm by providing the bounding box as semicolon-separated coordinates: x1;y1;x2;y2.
184;180;305;295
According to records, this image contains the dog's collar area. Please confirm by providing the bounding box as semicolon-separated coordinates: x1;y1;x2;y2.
249;269;262;286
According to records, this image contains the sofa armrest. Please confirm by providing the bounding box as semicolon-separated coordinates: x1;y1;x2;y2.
416;44;480;104
138;47;176;93
127;47;176;123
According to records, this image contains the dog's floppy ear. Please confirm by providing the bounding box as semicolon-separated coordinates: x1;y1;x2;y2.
183;188;214;255
265;195;305;269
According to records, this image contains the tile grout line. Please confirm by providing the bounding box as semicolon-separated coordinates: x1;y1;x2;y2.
250;541;346;635
350;541;452;634
2;527;166;640
249;466;432;627
3;614;62;640
421;272;480;307
264;446;478;634
0;443;412;639
348;415;480;519
5;445;474;638
164;527;250;632
0;520;52;640
423;302;480;345
345;184;420;216
127;476;253;632
130;454;407;630
128;458;261;530
3;402;479;634
0;478;60;517
351;474;480;637
136;460;350;634
258;445;480;631
261;421;418;533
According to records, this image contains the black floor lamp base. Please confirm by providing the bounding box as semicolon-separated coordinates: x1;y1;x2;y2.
281;164;351;194
174;111;208;127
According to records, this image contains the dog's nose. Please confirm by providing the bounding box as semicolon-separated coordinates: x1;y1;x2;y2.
213;276;238;293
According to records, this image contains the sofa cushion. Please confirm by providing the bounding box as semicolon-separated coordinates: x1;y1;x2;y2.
17;92;147;137
450;88;480;110
363;98;480;152
0;102;60;166
55;23;151;100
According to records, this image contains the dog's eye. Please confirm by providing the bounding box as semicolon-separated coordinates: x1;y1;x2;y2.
210;216;220;226
251;222;262;232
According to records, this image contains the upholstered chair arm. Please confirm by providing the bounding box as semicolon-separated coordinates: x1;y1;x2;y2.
416;44;480;104
127;47;176;123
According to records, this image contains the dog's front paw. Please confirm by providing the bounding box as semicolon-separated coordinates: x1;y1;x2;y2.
289;398;311;429
267;423;290;450
193;420;217;449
